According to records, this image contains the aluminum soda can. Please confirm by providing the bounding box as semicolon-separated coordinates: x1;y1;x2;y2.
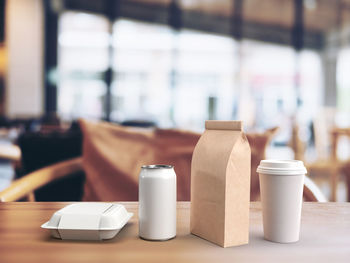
139;164;176;241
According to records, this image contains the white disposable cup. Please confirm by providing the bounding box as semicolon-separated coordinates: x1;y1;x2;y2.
257;160;307;243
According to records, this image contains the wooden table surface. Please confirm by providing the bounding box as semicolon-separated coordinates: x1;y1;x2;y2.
0;202;349;263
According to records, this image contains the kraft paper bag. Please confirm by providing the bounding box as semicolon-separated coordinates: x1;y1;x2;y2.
190;120;251;247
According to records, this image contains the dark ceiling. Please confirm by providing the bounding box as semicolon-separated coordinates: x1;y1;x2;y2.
59;0;350;50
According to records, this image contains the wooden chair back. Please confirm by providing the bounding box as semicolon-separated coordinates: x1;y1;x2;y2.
0;157;82;202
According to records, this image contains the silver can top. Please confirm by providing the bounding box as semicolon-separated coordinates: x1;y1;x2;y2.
141;164;174;169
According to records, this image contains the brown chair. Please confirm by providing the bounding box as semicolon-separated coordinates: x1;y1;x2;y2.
330;128;350;201
0;156;326;202
303;176;327;202
78;120;281;202
247;127;279;201
0;157;82;202
291;124;350;201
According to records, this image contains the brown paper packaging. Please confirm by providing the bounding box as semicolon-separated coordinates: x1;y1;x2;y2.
190;120;251;247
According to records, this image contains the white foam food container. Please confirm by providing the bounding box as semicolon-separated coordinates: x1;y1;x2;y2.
41;203;133;240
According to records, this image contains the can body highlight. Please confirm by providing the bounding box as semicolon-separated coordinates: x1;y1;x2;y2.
139;165;176;241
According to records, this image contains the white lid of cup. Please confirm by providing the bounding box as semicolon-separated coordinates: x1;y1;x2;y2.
257;159;307;175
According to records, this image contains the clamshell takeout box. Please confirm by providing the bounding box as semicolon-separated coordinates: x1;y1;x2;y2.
41;203;133;240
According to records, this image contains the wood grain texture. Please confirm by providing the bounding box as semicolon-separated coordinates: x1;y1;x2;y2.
0;202;349;263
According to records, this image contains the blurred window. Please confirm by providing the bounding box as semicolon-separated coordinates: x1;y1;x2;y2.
174;29;237;129
111;20;173;126
111;19;237;129
239;40;322;143
58;12;109;120
57;13;323;143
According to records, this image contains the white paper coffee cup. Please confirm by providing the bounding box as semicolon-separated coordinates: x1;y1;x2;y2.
257;160;307;243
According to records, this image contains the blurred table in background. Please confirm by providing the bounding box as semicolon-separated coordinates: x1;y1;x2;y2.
0;143;21;161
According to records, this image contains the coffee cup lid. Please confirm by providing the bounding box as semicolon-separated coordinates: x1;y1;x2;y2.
257;160;307;176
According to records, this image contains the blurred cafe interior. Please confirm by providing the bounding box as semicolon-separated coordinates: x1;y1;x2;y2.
0;0;350;202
